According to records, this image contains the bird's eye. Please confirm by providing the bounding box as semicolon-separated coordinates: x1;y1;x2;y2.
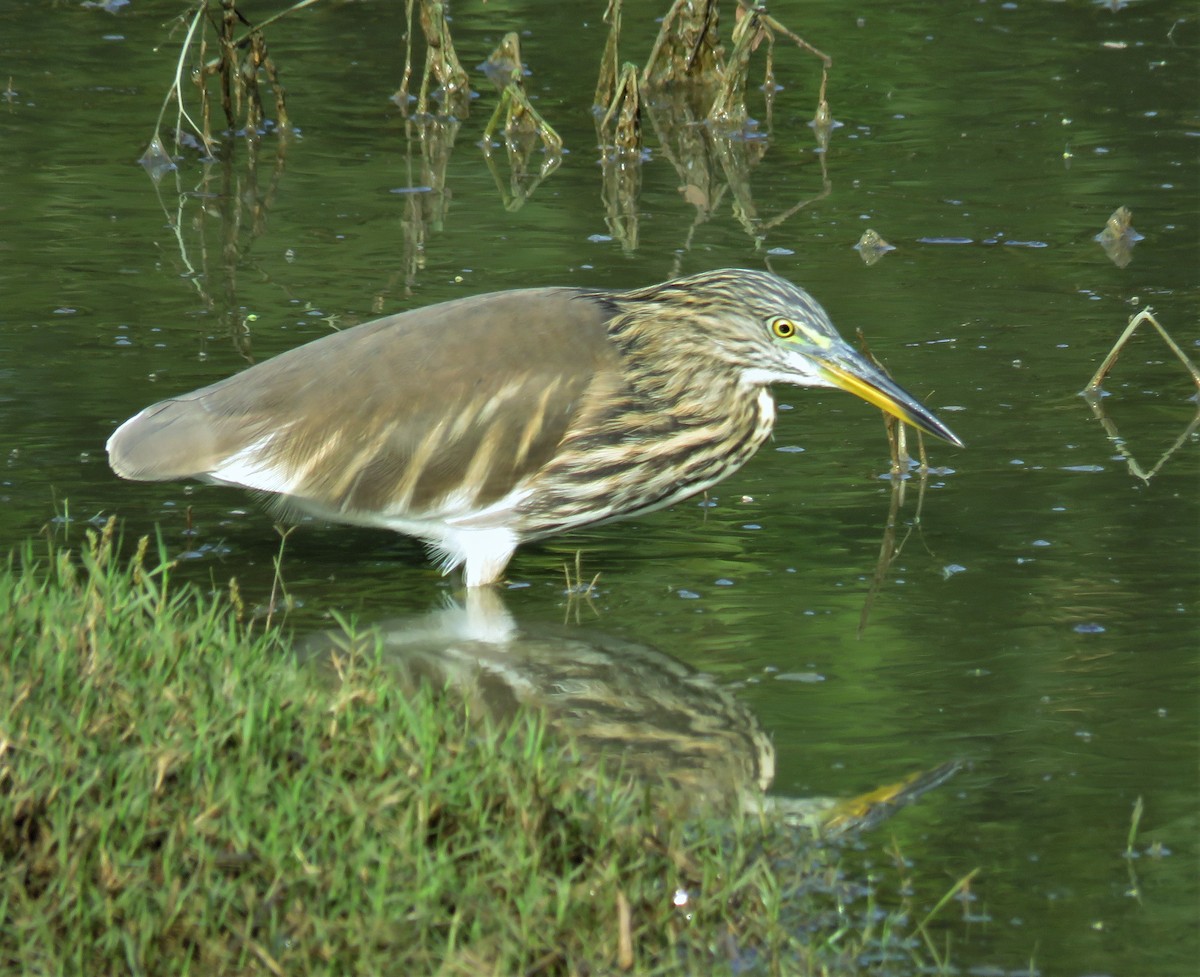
771;317;796;339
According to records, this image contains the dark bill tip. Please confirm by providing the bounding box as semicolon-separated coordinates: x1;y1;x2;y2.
821;360;965;448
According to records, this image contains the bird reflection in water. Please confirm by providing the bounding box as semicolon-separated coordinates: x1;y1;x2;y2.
296;589;960;834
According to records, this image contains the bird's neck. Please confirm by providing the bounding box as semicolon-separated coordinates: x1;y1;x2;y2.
601;306;777;475
606;303;744;406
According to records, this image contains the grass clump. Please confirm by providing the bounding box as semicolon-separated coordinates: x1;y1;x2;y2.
1;520;929;975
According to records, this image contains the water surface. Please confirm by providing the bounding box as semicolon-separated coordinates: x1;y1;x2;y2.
1;1;1196;973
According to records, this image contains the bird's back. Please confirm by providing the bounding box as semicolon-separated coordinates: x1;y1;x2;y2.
107;287;621;521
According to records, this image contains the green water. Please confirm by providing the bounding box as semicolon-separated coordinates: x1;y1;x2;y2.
2;1;1197;973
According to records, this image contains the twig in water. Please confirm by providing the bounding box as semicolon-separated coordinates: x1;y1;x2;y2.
261;523;296;633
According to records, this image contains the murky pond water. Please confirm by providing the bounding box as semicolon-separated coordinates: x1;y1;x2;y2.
2;1;1197;973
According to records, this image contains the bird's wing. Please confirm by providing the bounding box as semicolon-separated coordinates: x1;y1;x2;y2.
107;288;621;520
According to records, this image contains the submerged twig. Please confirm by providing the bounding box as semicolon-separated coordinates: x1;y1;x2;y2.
855;330;936;475
145;2;214;164
392;116;461;294
857;457;936;638
594;0;624;111
394;0;471;117
1084;308;1200;394
562;550;602;625
1123;795;1145;905
259;523;297;634
1082;308;1200;483
1086;402;1200;484
143;0;308;171
916;868;982;968
481;33;563;156
478;32;563;210
597;63;644;252
642;0;723;88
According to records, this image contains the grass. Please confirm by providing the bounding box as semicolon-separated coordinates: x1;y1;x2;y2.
1;519;951;976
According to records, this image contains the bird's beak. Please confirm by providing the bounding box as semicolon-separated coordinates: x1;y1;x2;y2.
819;351;964;448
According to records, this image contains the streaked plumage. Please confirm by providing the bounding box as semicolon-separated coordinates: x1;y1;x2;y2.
107;268;962;585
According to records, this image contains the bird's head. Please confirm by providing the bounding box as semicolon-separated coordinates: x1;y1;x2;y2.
617;268;964;448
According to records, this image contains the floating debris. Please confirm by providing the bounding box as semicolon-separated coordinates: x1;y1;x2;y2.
855;228;895;266
137;133;176;182
1095;205;1144;268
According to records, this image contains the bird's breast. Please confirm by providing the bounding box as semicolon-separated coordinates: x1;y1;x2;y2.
511;381;777;537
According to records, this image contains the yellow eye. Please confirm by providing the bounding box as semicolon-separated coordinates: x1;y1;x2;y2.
771;317;796;339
